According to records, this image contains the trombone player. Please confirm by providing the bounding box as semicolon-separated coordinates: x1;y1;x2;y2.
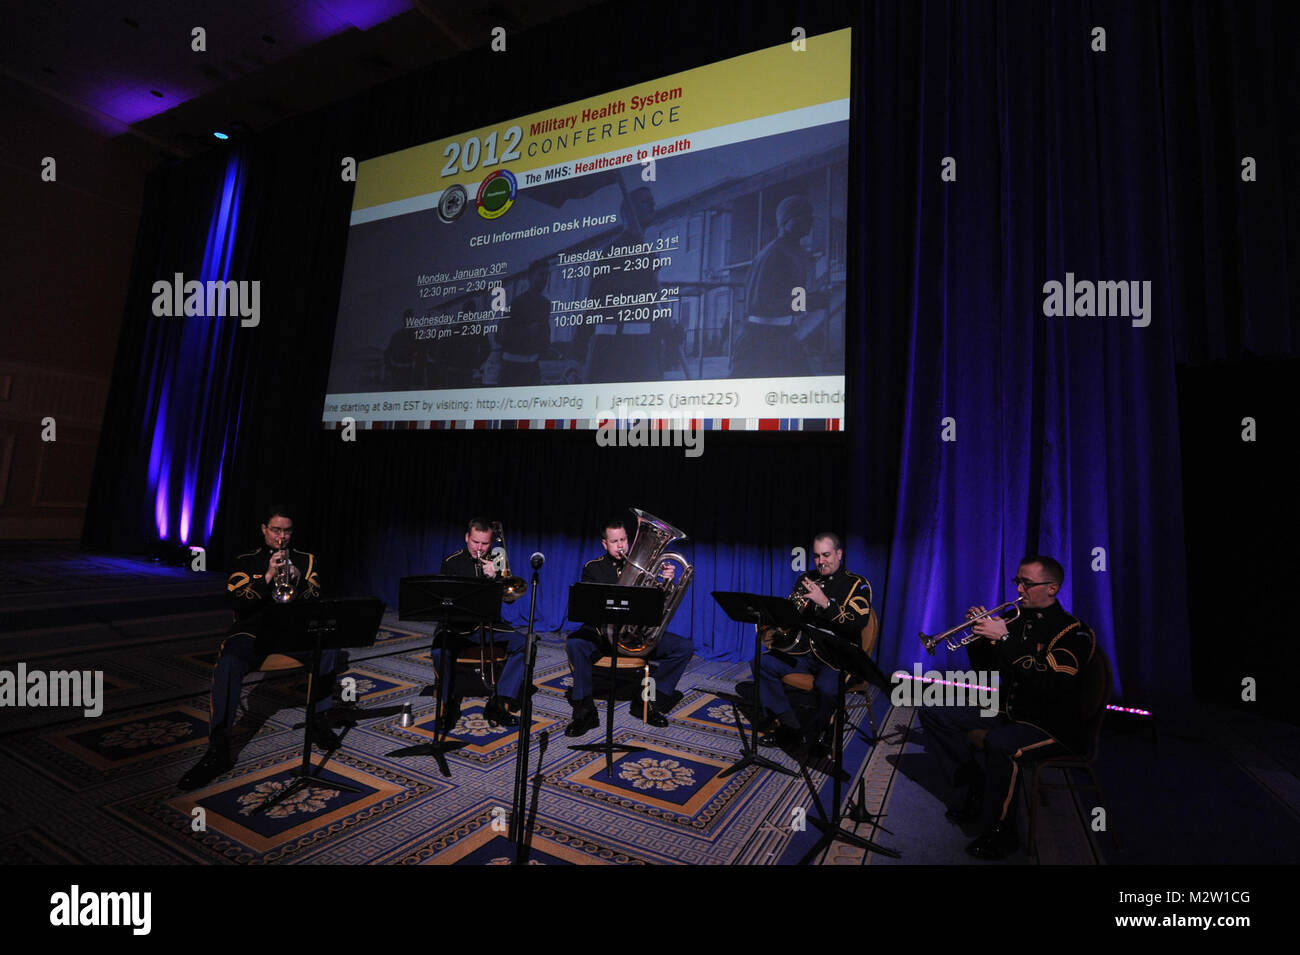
918;556;1097;860
564;517;693;735
437;517;529;730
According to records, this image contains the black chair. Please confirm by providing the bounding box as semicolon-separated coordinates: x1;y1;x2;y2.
1025;643;1121;858
782;608;880;742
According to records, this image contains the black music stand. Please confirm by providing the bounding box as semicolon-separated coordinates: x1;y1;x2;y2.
710;591;801;779
791;627;900;862
391;574;501;776
508;561;544;864
249;597;385;816
566;582;665;778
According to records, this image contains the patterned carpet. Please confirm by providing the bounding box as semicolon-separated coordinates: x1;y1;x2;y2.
0;610;895;865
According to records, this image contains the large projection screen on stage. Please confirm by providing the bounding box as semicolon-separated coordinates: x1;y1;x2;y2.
323;28;850;432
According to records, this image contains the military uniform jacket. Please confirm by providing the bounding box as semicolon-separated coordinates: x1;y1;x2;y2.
580;553;624;585
991;600;1097;753
798;568;872;642
226;545;321;625
440;548;507;629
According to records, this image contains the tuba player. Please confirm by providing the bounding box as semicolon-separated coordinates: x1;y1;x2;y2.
564;517;694;735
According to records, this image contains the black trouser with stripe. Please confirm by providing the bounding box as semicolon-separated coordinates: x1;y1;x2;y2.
209;631;337;742
918;705;1068;831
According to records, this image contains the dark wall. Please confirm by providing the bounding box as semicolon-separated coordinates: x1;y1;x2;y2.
1;75;159;539
1179;357;1297;724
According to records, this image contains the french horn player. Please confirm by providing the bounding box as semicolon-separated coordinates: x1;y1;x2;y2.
564;513;694;736
753;531;872;749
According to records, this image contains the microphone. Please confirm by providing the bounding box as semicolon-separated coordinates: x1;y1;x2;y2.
530;552;545;569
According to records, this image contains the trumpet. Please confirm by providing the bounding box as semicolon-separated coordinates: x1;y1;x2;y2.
919;597;1023;654
271;538;295;603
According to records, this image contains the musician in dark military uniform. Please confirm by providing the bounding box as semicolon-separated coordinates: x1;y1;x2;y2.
435;517;529;731
756;531;873;747
919;555;1098;860
564;517;694;735
179;506;339;791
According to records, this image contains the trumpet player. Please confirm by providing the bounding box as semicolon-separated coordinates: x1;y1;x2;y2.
756;532;872;748
917;556;1097;860
564;517;693;735
436;517;528;730
179;506;337;791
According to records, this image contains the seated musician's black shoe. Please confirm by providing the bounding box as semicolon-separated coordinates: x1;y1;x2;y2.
564;699;599;737
965;822;1019;860
484;695;519;728
178;741;233;791
630;699;670;727
309;717;341;751
759;724;806;749
659;690;685;711
806;726;834;759
508;683;540;711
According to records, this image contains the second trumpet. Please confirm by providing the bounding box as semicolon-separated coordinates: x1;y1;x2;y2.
920;597;1023;654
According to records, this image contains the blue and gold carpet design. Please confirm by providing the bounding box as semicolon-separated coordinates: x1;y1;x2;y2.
1;609;892;865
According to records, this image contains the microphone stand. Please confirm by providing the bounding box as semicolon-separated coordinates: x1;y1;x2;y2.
510;559;544;863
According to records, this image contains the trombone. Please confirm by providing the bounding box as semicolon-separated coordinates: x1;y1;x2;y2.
489;520;527;603
919;597;1023;654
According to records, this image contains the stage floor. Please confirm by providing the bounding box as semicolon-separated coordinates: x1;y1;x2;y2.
1;547;1296;865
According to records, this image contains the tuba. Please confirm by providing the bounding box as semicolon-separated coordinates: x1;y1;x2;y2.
614;508;694;658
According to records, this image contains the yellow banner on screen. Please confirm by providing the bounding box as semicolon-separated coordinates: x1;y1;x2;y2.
352;28;851;211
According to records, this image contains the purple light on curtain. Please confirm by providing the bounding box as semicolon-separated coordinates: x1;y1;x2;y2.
154;461;169;540
148;153;245;546
205;434;227;543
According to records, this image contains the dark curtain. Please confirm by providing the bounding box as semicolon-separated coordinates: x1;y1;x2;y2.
86;1;1297;719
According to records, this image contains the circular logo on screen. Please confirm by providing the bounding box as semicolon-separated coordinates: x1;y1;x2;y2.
476;170;517;220
438;184;468;223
